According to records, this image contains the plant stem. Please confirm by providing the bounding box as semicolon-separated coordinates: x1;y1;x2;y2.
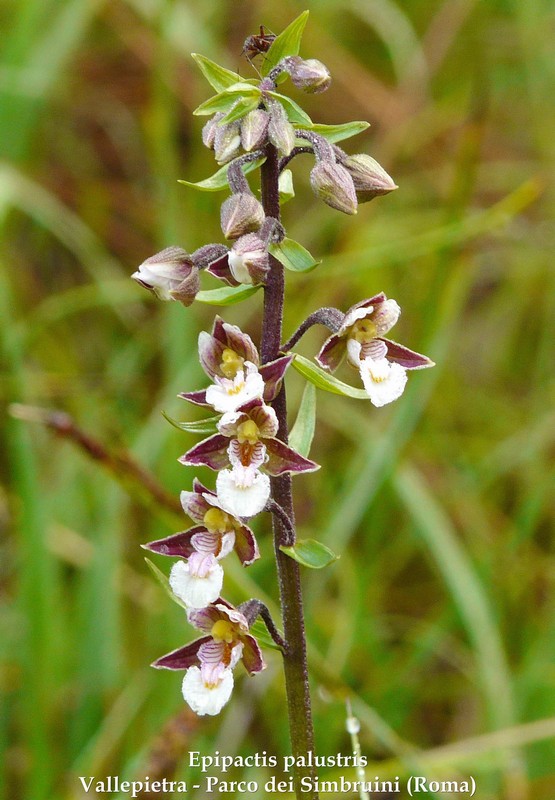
260;144;319;800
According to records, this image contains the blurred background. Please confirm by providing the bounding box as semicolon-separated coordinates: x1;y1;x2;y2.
1;0;554;798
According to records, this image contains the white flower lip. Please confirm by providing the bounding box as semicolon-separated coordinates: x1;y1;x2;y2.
216;469;270;518
205;364;264;413
169;558;224;608
359;357;407;407
182;666;234;716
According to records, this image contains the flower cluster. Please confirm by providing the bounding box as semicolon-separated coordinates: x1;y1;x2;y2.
145;318;318;714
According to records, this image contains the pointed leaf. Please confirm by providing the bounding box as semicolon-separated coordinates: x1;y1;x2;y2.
144;557;187;609
261;10;310;76
178;154;266;191
289;383;316;457
195;284;261;305
219;93;261;125
278;169;295;204
270;238;319;273
291;354;368;399
162;411;220;435
266;91;312;125
296;121;370;144
193;84;260;116
192;53;256;93
280;538;338;569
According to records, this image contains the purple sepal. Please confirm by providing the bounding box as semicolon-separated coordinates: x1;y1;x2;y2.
178;389;209;407
151;636;210;670
179;434;229;471
234;526;260;566
142;526;205;558
198;317;259;379
316;334;345;372
264;438;320;476
206;253;240;287
188;599;234;633
241;634;266;675
180;480;213;522
380;338;435;369
260;355;293;401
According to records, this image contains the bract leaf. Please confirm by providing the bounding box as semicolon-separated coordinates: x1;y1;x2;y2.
278;169;295;204
269;238;319;273
296;121;370;144
144;557;187;609
162;411;220;436
291;354;369;399
280;538;338;569
250;620;283;651
195;284;261;305
192;53;256;93
178;154;266;191
261;10;310;76
219;93;261;125
289;383;316;457
193;84;260;116
266;91;312;126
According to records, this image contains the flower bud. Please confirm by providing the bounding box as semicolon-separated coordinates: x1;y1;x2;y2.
132;246;199;306
220;193;265;240
240;109;269;152
310;161;358;215
287;56;331;94
228;233;269;285
202;112;224;150
343;154;398;202
267;100;296;157
214;120;241;165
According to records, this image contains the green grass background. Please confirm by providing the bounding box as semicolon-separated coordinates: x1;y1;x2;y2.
1;1;554;798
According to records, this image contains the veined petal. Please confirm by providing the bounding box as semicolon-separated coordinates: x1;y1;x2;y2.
151;636;210;670
182;665;234;716
180;485;210;522
216;469;270;518
180;434;230;471
264;438;320;476
169;558;224;608
241;633;266;675
359;357;407;407
228;439;267;471
380;338;435;370
372;298;401;336
197;639;227;664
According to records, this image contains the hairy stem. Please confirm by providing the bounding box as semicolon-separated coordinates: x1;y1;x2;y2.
260;144;319;800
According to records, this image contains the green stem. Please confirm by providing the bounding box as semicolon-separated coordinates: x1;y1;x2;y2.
260;144;319;800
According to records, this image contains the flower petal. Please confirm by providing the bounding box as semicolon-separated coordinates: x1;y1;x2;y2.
380;338;435;370
180;434;230;471
142;527;205;558
241;633;266;675
151;636;210;670
260;355;293;401
264;438;320;476
182;665;234;716
178;388;209;407
359;357;407;407
216;469;270;518
315;333;346;372
169;558;224;608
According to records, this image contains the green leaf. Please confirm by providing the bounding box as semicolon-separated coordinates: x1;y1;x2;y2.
289;383;316;457
266;91;312;125
195;284;261;305
178;154;266;191
291;354;369;399
144;558;187;609
269;238;320;273
296;121;370;144
278;169;295;204
219;94;261;125
191;53;256;93
250;620;283;651
193;84;260;116
261;10;310;76
280;538;338;569
162;411;219;436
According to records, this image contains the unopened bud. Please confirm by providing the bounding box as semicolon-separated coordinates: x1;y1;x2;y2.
228;233;269;285
220;193;265;240
286;56;331;94
214;120;242;165
267;100;296;157
343;154;398;202
202;112;224;150
241;109;269;152
132;247;200;306
310;161;358;215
